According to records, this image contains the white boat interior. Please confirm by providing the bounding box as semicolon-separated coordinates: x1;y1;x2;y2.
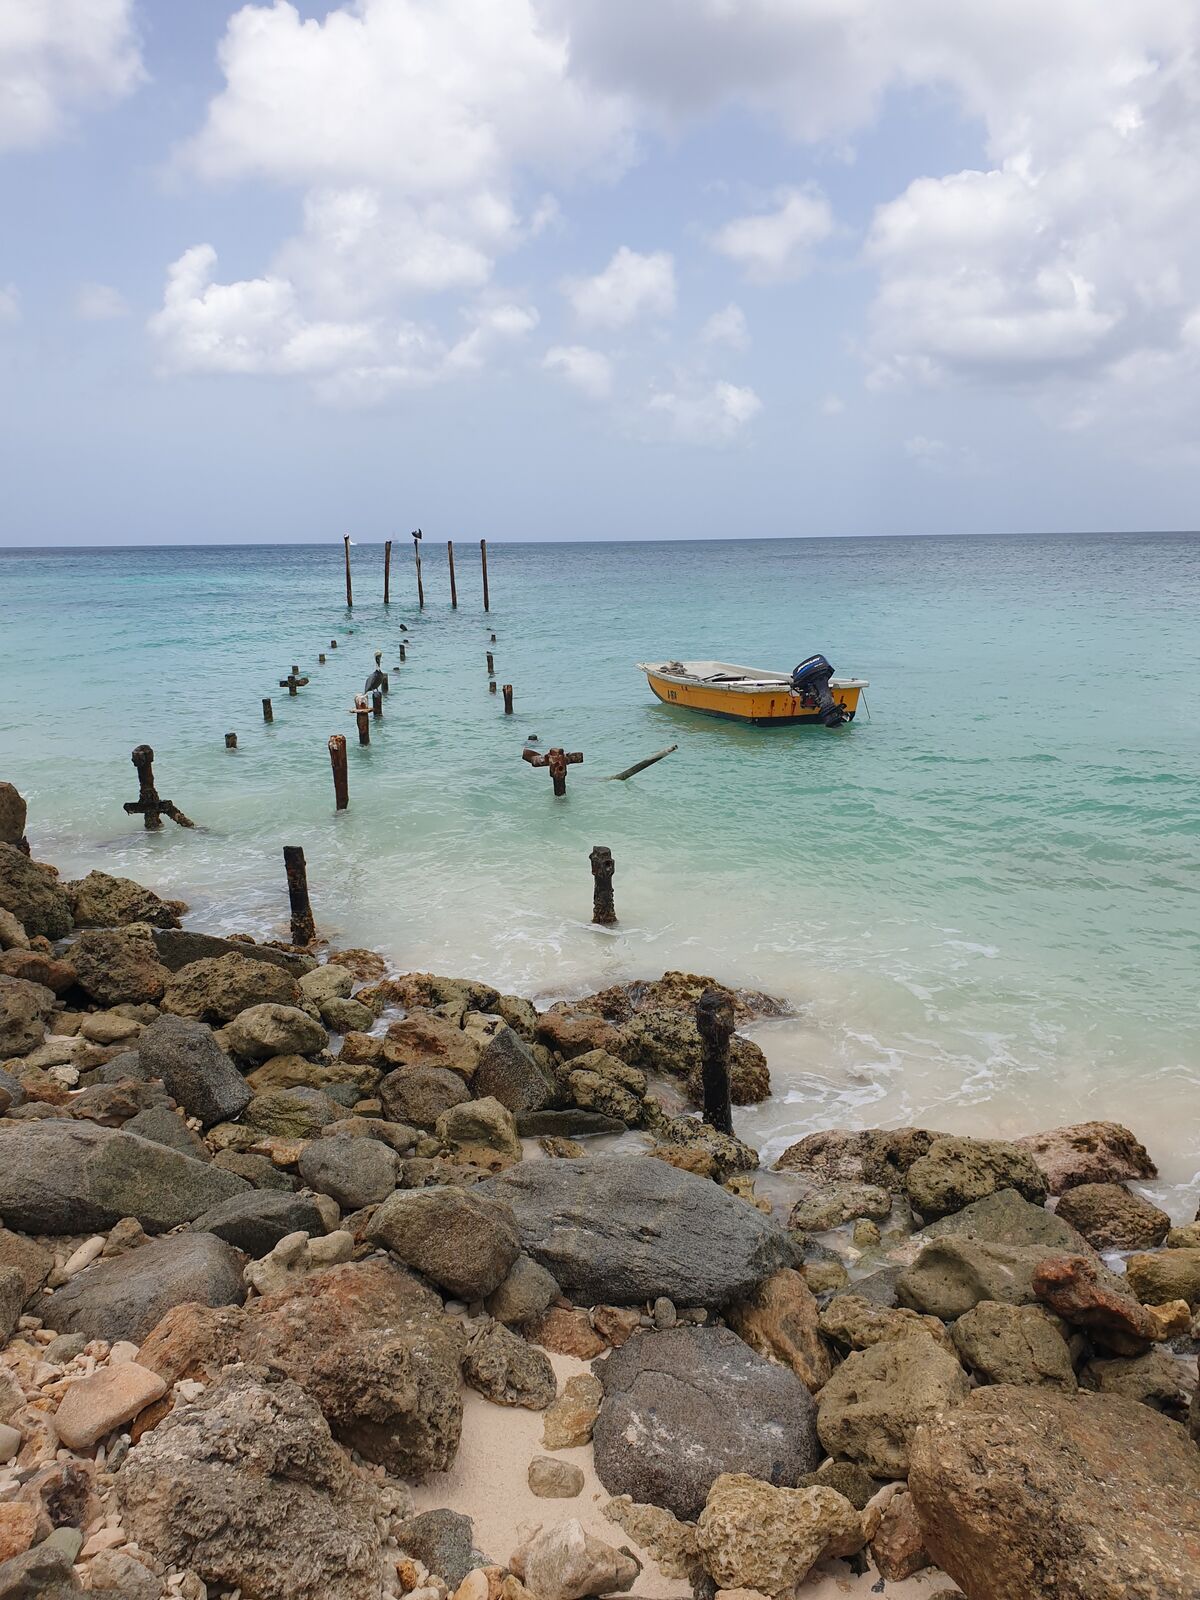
638;660;869;692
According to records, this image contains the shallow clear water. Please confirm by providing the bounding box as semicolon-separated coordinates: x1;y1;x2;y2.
2;535;1198;1194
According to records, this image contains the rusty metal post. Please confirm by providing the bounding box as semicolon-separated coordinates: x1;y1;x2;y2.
354;695;371;745
283;845;316;946
398;642;406;662
486;651;495;675
590;846;616;926
330;639;338;649
384;539;392;604
380;671;389;694
262;698;273;723
319;653;326;664
124;745;195;831
480;538;490;611
502;683;513;715
523;746;583;796
328;734;349;810
413;529;425;609
371;690;383;719
696;988;734;1135
489;680;497;693
343;535;353;607
225;733;238;749
448;540;458;608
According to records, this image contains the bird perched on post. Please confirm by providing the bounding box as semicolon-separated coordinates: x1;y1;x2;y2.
363;667;384;694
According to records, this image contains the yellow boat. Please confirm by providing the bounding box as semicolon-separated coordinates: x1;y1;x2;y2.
638;656;868;727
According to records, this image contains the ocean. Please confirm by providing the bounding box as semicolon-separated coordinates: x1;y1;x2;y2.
2;533;1198;1198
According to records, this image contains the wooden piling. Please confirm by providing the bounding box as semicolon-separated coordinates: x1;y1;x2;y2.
413;529;425;609
695;988;735;1135
328;734;349;810
225;733;238;749
262;698;273;723
448;540;458;608
283;845;316;946
590;846;616;926
486;651;495;675
384;539;393;604
371;690;383;719
489;680;497;693
319;653;326;664
330;639;338;649
398;643;407;662
380;671;389;694
480;539;490;611
502;683;513;714
355;695;371;745
343;535;354;607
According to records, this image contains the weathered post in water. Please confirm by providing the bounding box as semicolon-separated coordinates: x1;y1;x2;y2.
353;695;371;745
502;683;514;714
380;671;389;694
448;541;458;608
279;672;309;696
489;680;497;694
522;745;582;796
225;733;238;750
319;653;326;665
262;698;273;723
480;539;490;612
371;690;383;719
695;988;734;1135
412;529;425;609
343;535;354;607
384;539;393;604
123;746;195;831
328;735;349;810
590;846;616;925
283;845;316;945
486;651;495;676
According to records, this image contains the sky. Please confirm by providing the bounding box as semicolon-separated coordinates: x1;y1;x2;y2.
2;0;1200;545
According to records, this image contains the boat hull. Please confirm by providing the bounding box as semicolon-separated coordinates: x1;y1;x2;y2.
644;669;863;725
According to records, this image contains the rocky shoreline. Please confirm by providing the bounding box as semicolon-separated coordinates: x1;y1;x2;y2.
0;796;1199;1600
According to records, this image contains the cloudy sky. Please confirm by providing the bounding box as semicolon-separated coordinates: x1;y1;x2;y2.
3;0;1200;544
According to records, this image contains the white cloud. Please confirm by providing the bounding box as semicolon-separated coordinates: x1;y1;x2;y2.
564;246;676;328
711;187;833;282
74;281;128;320
647;378;762;445
699;303;749;349
0;283;19;322
0;0;142;151
543;343;614;399
820;394;845;416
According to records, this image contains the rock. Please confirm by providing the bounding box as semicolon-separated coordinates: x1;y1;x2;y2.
84;1549;161;1600
385;1012;483;1079
593;1325;820;1520
0;949;76;994
542;1373;603;1450
1125;1248;1200;1307
1167;1221;1200;1248
101;1216;147;1256
227;1003;328;1061
1032;1253;1164;1352
695;1474;864;1597
78;1007;142;1043
0;907;28;952
153;928;313;977
869;1489;930;1582
397;1509;485;1587
1080;1349;1193;1418
616;1008;770;1105
118;1364;384;1600
818;1294;953;1355
0;1270;22;1342
1015;1120;1158;1195
816;1334;970;1478
0;975;55;1058
789;1183;892;1232
68;1077;169;1126
367;1186;520;1299
213;1148;298;1191
526;1306;606;1361
926;1186;1093;1253
774;1127;944;1190
603;1496;702;1581
42;1332;87;1364
896;1238;1052;1319
905;1137;1047;1220
0;1119;249;1233
655;1115;760;1179
381;1065;472;1128
510;1519;637;1600
724;1268;832;1391
515;1110;625;1138
910;1386;1200;1600
463;1321;556;1408
137;1013;252;1126
529;1456;584;1498
0;1066;25;1114
43;1231;245;1343
162;951;302;1023
797;1461;879;1510
0;1542;80;1598
247;1054;379;1100
0;844;73;939
473;1027;558;1113
535;1009;623;1060
244;1229;353;1294
0;1228;52;1299
297;1134;398;1210
242;1086;344;1138
485;1255;560;1326
484;1156;795;1310
0;786;26;850
318;996;375;1032
69;927;168;1007
1054;1183;1170;1249
122;1102;210;1160
299;964;355;1006
951;1300;1076;1388
52;1362;168;1448
192;1190;326;1256
435;1096;523;1169
69;870;181;930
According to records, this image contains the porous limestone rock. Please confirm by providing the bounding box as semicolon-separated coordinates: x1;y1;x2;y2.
695;1474;865;1598
1015;1120;1157;1195
367;1187;520;1300
815;1333;970;1479
509;1519;638;1600
904;1137;1047;1220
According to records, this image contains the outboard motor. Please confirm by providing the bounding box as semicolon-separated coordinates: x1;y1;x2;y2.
790;653;846;726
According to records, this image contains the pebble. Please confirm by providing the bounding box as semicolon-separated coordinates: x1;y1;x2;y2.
653;1296;677;1329
528;1455;585;1498
0;1424;20;1463
108;1341;140;1365
43;1525;84;1563
53;1362;168;1449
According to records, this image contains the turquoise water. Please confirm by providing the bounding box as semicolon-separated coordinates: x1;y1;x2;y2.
2;535;1198;1189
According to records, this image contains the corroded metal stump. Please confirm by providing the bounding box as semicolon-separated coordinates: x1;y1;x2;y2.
283;845;316;945
590;845;616;925
123;746;195;831
523;745;582;796
696;987;734;1135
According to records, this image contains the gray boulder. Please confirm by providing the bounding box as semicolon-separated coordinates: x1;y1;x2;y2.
152;928;314;977
0;973;55;1058
241;1086;343;1139
42;1231;245;1343
393;1510;486;1589
951;1300;1077;1390
473;1026;558;1113
122;1103;211;1161
0;1119;250;1233
0;1065;25;1112
0;784;26;848
137;1014;252;1127
926;1187;1093;1253
0;1267;24;1342
298;1135;399;1210
367;1187;520;1300
0;843;73;938
485;1254;560;1326
69;927;169;1006
0;1543;81;1600
484;1155;795;1309
212;1149;298;1192
897;1238;1052;1320
463;1320;556;1409
192;1191;327;1256
379;1064;471;1128
593;1324;821;1520
225;1003;328;1062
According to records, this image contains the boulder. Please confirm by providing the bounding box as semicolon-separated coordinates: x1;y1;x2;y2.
463;1320;556;1409
0;1227;52;1300
1080;1350;1193;1417
950;1300;1076;1389
565;1052;646;1126
0;1269;23;1343
724;1268;832;1391
510;1519;637;1600
380;1064;471;1128
226;1003;328;1062
485;1254;560;1327
0;906;29;952
244;1230;353;1295
298;1135;399;1210
396;1508;486;1588
0;974;55;1058
122;1103;210;1161
774;1127;944;1190
118;1365;385;1600
1053;1183;1169;1250
384;1013;482;1078
0;1120;250;1233
868;1489;931;1583
435;1096;522;1168
816;1334;969;1478
0;949;76;994
0;1065;24;1114
473;1027;558;1113
152;928;313;977
213;1149;297;1192
0;1543;81;1599
1124;1248;1200;1307
135;1014;252;1127
161;952;302;1023
317;996;375;1033
926;1186;1094;1253
592;1325;821;1520
367;1186;520;1299
0;786;26;848
68;927;168;1007
515;1109;625;1138
798;1461;880;1510
542;1372;603;1447
1032;1253;1166;1352
908;1386;1200;1600
818;1294;954;1355
298;964;354;1007
484;1156;795;1310
904;1137;1047;1220
896;1238;1052;1319
52;1361;168;1448
241;1086;343;1139
1015;1120;1157;1195
192;1191;327;1256
42;1231;245;1343
616;1007;771;1105
695;1474;864;1596
0;844;73;939
246;1054;380;1098
789;1183;892;1232
68;871;180;930
535;1008;623;1060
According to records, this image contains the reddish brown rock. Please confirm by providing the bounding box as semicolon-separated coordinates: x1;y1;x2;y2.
526;1305;607;1360
535;1008;622;1060
1015;1121;1157;1195
725;1268;833;1392
869;1490;931;1582
0;949;76;993
0;1502;37;1563
383;1012;482;1079
592;1306;642;1348
1054;1183;1170;1250
1032;1253;1162;1353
